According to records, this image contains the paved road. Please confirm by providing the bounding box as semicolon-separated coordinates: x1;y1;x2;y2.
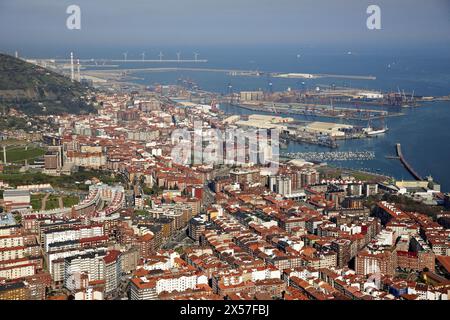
41;193;50;210
203;186;216;209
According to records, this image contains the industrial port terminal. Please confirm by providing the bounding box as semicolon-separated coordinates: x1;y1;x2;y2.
21;53;447;153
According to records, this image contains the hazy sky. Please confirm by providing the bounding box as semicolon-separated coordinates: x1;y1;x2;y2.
0;0;449;51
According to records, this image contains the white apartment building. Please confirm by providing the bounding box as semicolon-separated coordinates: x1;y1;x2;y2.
64;251;107;292
43;225;104;252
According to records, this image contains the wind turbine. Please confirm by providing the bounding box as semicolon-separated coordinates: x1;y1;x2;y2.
123;52;128;61
194;52;199;62
158;51;163;61
141;52;145;61
176;52;181;62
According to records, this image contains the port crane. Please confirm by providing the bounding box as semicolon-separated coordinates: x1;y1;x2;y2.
330;98;335;116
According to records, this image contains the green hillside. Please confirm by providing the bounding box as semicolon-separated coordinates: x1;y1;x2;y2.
0;53;96;115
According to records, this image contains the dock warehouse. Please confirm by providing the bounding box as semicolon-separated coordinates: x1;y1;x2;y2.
299;121;353;138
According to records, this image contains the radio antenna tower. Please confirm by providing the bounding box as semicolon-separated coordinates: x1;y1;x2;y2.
77;59;81;82
70;52;75;82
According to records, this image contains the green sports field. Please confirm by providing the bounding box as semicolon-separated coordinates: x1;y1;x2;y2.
0;144;45;163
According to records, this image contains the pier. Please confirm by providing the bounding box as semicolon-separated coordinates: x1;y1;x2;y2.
33;59;208;64
273;73;376;81
282;151;375;162
396;143;423;180
229;101;399;121
83;66;375;82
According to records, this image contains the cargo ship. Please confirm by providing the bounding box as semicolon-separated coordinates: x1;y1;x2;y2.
363;126;388;136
